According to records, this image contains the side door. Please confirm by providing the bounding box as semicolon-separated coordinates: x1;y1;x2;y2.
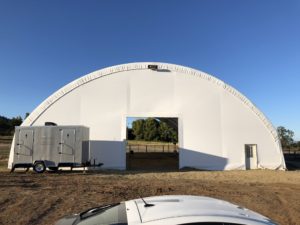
245;144;258;170
16;129;34;163
59;129;76;163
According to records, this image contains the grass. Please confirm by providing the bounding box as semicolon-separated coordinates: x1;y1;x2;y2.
126;140;178;153
0;136;11;142
127;140;177;145
0;136;12;169
0;160;8;168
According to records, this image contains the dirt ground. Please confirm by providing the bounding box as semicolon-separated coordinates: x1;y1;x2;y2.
0;170;299;225
1;138;299;225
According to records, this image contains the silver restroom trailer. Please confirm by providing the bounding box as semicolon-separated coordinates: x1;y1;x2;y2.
11;125;90;173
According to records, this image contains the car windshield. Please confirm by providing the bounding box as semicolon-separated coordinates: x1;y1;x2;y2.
77;202;127;225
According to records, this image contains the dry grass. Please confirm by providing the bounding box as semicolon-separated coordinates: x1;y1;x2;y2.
0;170;299;225
127;140;175;145
0;136;11;169
126;140;178;154
1;137;300;225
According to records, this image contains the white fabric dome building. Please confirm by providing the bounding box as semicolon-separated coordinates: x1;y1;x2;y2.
9;62;286;170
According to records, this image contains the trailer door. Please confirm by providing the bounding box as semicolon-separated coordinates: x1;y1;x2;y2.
16;129;34;163
60;129;76;163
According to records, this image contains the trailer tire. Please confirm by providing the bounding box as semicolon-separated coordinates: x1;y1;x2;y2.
33;161;46;173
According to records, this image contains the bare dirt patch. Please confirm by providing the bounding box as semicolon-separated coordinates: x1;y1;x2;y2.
0;170;299;225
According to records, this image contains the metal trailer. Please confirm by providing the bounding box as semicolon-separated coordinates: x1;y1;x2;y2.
11;125;93;173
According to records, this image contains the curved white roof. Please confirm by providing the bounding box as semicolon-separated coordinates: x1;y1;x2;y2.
24;62;279;142
9;62;285;171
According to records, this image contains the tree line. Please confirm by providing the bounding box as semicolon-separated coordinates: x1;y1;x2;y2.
127;118;178;143
277;126;300;149
0;115;26;135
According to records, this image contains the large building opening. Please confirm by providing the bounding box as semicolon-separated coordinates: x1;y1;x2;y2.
126;117;179;170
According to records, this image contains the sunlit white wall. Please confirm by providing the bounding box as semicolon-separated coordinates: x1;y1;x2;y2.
8;63;285;170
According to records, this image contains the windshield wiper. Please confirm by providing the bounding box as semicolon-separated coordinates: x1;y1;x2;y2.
79;203;120;220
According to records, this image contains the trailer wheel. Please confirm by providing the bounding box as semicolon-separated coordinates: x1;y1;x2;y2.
33;161;46;173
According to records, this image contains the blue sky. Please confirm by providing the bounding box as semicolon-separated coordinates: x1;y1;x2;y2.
0;0;299;140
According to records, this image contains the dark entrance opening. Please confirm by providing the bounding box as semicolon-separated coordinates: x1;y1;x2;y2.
126;117;179;170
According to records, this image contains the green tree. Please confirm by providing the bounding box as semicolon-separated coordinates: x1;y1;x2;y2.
126;127;135;140
130;118;178;142
144;118;159;141
170;129;178;144
0;115;23;135
11;116;23;127
132;119;145;140
159;122;171;142
0;116;11;135
277;126;294;149
24;112;30;119
158;122;177;143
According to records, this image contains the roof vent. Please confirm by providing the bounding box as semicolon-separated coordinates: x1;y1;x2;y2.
148;65;158;70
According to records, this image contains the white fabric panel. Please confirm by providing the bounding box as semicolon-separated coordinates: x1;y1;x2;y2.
32;87;82;126
79;74;127;140
129;70;175;114
220;89;284;170
8;62;285;170
89;141;125;170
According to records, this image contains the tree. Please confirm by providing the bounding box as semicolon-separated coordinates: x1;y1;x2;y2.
130;118;178;142
0;115;23;135
126;127;135;140
144;118;159;141
132;119;145;140
24;112;30;119
170;129;178;144
158;122;177;143
11;116;23;127
0;116;11;135
277;126;294;149
159;122;171;142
